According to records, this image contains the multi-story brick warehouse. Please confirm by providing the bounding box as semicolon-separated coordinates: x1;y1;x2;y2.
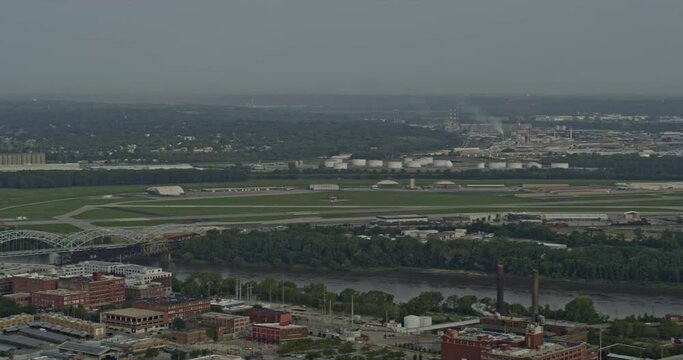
59;273;125;308
200;312;250;337
133;296;210;323
125;282;167;300
12;274;58;293
251;323;309;344
441;327;598;360
245;308;292;325
100;308;167;334
31;289;89;311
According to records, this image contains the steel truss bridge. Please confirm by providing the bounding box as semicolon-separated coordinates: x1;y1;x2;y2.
0;225;212;257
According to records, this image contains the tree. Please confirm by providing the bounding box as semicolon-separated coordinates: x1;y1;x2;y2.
206;327;219;342
563;297;601;323
144;348;160;359
171;350;186;360
659;319;680;339
171;318;186;330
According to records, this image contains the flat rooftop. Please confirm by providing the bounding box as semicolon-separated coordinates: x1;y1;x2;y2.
135;296;206;305
444;328;523;343
488;342;576;358
201;312;248;319
101;308;164;318
253;323;305;329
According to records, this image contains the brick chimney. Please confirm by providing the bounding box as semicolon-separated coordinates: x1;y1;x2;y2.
524;324;544;349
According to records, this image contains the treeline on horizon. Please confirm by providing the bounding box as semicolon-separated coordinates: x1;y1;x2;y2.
173;224;683;284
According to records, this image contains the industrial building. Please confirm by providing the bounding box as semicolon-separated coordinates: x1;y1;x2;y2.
31;289;89;311
441;326;597;360
58;273;126;309
372;179;401;189
542;213;610;227
0;153;46;165
145;186;185;196
200;312;250;338
251;322;309;344
245;308;292;324
431;180;459;189
100;308;167;334
201;186;294;193
375;214;429;225
132;296;211;323
308;184;340;191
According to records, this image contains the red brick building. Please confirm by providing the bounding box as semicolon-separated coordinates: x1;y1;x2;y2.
200;312;250;337
59;273;125;309
245;308;292;324
171;327;226;345
12;275;58;293
125;282;167;300
441;327;597;360
31;289;89;311
251;323;308;344
133;296;210;324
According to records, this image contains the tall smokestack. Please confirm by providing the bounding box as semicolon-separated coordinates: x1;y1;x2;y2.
496;264;505;314
532;270;539;322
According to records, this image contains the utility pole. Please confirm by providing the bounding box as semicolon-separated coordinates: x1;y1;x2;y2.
351;295;354;327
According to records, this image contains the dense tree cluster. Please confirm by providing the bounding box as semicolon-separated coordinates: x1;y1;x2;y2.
0;297;34;317
547;154;683;177
0;100;455;163
175;225;683;283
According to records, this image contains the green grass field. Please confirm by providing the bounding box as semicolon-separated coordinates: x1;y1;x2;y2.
0;177;678;230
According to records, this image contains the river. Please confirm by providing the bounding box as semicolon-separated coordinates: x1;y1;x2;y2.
152;261;683;319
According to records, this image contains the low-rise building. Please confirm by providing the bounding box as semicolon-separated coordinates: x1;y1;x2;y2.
58;341;119;360
31;289;89;311
133;296;210;323
251;323;308;344
0;313;34;330
3;292;31;306
125;282;167;300
245;309;292;325
100;308;167;334
146;186;185;196
36;313;106;339
308;184;340;191
200;312;250;338
171;327;225;345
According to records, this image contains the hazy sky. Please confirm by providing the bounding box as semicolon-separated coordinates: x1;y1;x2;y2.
1;0;682;98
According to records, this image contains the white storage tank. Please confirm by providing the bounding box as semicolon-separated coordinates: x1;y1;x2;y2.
406;161;422;168
477;162;486;169
433;160;454;168
350;159;367;167
333;162;348;170
507;162;523;169
404;315;420;329
550;162;569;169
418;316;432;328
417;157;434;165
403;157;414;164
324;159;339;168
526;162;543;169
367;160;383;168
387;161;403;169
488;162;507;170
